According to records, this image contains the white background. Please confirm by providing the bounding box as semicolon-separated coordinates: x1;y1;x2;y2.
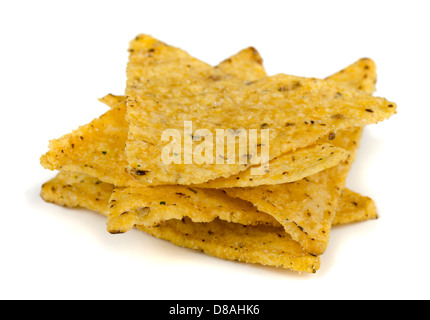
1;0;429;300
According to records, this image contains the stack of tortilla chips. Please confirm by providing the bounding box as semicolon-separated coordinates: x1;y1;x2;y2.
40;35;396;273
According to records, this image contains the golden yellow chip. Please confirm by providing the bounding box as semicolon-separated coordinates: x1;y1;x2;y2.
41;172;114;214
98;93;125;109
41;55;382;258
40;104;349;188
224;126;363;256
223;57;378;255
139;218;320;273
193;143;349;188
39;36;392;273
125;35;396;186
41;47;352;188
333;189;378;225
40;172;376;273
40;102;137;187
96;55;380;189
215;46;267;80
40;172;318;273
326;58;377;94
107;185;279;234
99;46;267;108
41;172;376;227
41;48;267;187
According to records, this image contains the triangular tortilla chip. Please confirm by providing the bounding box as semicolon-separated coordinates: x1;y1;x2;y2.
41;172;114;214
332;188;378;225
326;58;377;94
193;143;349;188
223;58;379;255
39;42;388;272
98;93;125;109
225;127;362;255
98;47;267;109
40;101;135;187
40;48;267;187
215;46;267;80
41;172;375;229
140;218;320;273
106;185;279;234
41;55;381;257
41;172;376;273
124;35;396;186
41;48;351;188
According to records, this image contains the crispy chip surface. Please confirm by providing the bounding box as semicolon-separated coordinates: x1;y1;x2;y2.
41;48;352;188
326;58;377;94
39;36;391;273
40;49;267;187
98;94;125;109
139;218;320;273
41;172;375;227
224;126;363;255
125;35;396;186
41;172;114;214
107;185;279;234
40;101;137;187
333;189;378;225
215;47;267;80
41;55;381;257
41;172;317;272
223;57;379;255
193;143;349;188
41;172;376;273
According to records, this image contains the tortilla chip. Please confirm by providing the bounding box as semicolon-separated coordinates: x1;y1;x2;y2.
41;172;318;273
98;94;125;109
215;46;267;80
41;55;381;256
224;127;363;255
96;56;379;189
41;48;265;187
41;172;375;227
40;101;138;187
41;172;114;214
333;189;378;225
326;58;377;94
125;35;396;186
139;218;320;273
40;172;376;273
99;46;266;108
193;143;350;188
41;48;352;188
222;56;380;255
107;185;279;234
39;38;390;273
